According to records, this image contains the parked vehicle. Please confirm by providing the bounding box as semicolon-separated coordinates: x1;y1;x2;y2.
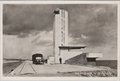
32;53;44;64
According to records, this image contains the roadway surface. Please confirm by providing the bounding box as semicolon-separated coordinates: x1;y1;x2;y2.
8;60;106;77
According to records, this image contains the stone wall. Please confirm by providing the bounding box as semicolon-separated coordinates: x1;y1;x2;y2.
65;53;97;66
65;53;87;65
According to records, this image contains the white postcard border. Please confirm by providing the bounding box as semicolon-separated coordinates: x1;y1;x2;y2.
0;1;119;81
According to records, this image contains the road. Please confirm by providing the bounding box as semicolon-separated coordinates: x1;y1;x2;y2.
8;60;106;77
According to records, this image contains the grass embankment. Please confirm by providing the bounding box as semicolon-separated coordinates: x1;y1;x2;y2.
58;69;117;77
65;57;117;77
96;60;117;69
3;62;22;76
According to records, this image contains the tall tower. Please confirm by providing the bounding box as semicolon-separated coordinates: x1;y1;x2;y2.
53;8;68;63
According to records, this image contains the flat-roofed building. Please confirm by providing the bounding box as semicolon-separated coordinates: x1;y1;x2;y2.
53;8;102;64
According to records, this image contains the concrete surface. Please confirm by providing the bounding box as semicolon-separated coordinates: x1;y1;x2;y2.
8;60;106;76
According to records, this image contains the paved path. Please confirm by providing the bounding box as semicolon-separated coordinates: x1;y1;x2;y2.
8;60;105;76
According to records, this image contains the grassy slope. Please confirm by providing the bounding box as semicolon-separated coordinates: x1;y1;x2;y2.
96;60;117;69
3;62;22;76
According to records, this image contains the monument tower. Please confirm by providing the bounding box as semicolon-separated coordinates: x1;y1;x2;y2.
53;8;68;63
53;8;102;64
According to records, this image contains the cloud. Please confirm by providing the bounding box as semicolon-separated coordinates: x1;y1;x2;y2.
81;34;87;39
3;4;54;36
31;31;53;46
3;31;53;59
3;35;33;59
3;4;117;60
69;4;117;47
3;4;117;37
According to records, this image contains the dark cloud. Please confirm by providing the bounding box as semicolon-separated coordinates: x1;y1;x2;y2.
3;4;55;36
3;4;117;47
3;4;117;60
68;4;117;47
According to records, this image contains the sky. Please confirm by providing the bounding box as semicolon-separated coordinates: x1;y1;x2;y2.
3;4;117;60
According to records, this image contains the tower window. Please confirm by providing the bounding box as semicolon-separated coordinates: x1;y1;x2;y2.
54;10;59;14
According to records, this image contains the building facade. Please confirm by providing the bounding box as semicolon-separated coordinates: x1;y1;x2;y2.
53;8;68;63
53;8;86;63
53;8;102;64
